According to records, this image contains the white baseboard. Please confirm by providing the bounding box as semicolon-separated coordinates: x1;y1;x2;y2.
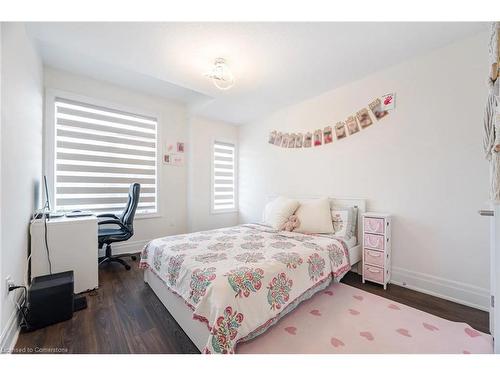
0;308;20;354
98;239;148;258
391;266;490;312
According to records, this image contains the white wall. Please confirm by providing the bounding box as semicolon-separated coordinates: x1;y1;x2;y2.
0;22;3;348
239;32;491;310
44;67;189;254
0;23;43;349
187;116;239;232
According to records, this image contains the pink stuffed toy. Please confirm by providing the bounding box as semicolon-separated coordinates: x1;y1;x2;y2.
280;215;300;232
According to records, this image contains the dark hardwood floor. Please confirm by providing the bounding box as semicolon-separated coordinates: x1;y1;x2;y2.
15;256;199;354
14;256;489;354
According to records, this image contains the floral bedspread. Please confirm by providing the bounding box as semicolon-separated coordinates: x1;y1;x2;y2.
139;224;351;353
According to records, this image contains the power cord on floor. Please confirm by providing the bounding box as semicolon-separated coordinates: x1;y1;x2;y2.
9;285;29;331
44;212;52;275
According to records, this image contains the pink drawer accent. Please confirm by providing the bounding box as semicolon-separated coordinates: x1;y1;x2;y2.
364;233;385;250
364;217;385;234
364;265;384;283
364;249;384;267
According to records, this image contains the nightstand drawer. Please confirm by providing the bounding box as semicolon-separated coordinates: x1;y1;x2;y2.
363;217;385;234
364;265;384;283
364;249;384;267
364;233;385;250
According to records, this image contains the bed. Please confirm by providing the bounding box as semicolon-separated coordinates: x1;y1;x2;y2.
141;197;365;353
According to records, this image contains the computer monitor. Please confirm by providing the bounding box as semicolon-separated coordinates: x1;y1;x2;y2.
43;175;51;211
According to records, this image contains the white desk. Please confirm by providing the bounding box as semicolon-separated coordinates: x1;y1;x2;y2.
30;215;98;293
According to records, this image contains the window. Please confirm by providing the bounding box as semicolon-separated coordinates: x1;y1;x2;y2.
212;140;237;213
52;97;158;215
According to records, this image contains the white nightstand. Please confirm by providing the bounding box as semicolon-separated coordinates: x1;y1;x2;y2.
362;212;392;289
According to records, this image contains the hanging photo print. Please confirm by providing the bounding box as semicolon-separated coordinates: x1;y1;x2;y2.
323;126;333;144
284;134;290;148
369;98;389;120
314;129;323;146
356;108;373;129
163;153;172;165
346;116;360;135
279;133;286;147
381;93;396;110
335;122;347;139
304;132;312;147
268;131;277;144
274;132;283;146
171;154;184;167
266;92;395;149
295;133;304;148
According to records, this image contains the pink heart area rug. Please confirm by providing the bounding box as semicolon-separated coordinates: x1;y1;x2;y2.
237;282;493;354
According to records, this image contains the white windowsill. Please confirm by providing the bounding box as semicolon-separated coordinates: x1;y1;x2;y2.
210;209;239;215
135;213;162;220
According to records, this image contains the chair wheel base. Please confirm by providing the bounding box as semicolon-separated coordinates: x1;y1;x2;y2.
99;253;132;271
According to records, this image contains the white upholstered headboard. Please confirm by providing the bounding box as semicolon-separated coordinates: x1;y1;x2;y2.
265;195;366;240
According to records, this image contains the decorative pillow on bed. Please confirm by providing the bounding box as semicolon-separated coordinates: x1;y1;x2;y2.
263;196;300;230
280;215;300;232
331;206;358;239
294;198;334;234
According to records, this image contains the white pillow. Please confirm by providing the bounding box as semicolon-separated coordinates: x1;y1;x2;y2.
294;198;334;234
331;206;358;239
263;196;300;230
331;210;348;237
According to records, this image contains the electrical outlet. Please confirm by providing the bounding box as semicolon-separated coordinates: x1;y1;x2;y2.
6;276;15;293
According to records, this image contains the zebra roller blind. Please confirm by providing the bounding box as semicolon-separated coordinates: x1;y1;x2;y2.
54;97;158;214
212;140;236;212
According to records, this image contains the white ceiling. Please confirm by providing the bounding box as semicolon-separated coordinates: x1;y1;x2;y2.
27;22;488;125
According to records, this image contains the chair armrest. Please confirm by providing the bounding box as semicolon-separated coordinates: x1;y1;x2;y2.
97;219;128;232
97;213;119;219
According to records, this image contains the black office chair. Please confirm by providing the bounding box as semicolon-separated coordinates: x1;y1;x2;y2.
97;183;140;270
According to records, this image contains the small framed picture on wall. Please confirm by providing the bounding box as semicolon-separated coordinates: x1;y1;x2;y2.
346;116;360;135
381;93;396;110
356;108;373;129
281;133;289;147
303;132;312;148
369;98;389;120
335;121;347;139
171;154;184;166
323;126;333;144
274;132;283;146
268;131;277;144
313;129;322;146
295;133;304;148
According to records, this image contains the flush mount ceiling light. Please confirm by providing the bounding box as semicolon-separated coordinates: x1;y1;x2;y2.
204;58;235;90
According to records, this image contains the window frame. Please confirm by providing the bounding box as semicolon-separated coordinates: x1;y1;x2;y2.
44;88;162;219
210;138;238;215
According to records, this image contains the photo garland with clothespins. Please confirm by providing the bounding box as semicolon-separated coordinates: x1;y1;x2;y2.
267;93;396;148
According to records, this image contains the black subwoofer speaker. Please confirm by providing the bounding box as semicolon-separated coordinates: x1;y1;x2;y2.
25;271;74;331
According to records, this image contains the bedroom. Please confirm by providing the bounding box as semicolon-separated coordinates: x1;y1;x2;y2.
1;0;500;372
